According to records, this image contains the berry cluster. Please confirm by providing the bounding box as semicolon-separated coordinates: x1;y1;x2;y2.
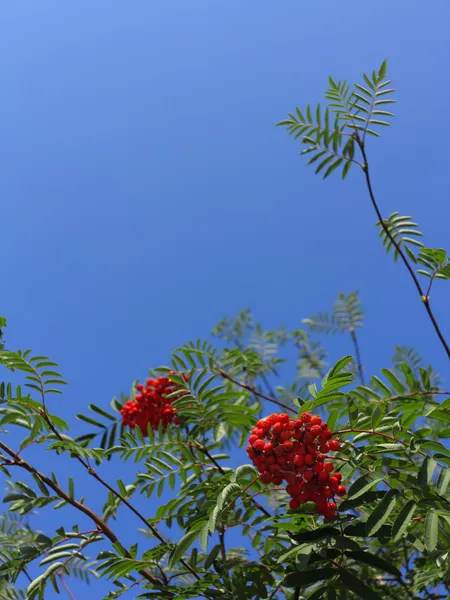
121;374;188;434
246;412;345;520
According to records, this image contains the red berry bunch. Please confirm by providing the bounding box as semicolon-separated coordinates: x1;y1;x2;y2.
246;412;345;520
121;373;188;435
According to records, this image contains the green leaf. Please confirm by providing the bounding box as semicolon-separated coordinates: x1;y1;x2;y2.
323;157;344;179
424;509;438;552
437;468;450;495
380;368;405;393
418;457;437;486
342;160;352;180
283;567;337;588
291;526;340;544
391;501;416;541
168;530;200;568
345;550;401;577
199;521;209;552
339;569;382;600
366;489;398;535
76;414;106;428
346;473;383;500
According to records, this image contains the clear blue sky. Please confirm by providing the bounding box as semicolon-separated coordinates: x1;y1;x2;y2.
1;1;449;597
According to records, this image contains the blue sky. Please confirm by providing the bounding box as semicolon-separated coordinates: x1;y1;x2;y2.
1;1;449;597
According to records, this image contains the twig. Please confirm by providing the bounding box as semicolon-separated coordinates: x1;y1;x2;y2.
217;369;296;414
59;573;76;600
349;329;365;385
358;142;450;360
0;439;162;589
198;443;272;518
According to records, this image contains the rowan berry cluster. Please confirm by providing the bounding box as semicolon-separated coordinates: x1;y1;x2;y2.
246;412;345;520
121;373;188;434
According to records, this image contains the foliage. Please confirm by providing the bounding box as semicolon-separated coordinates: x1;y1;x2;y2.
0;62;449;600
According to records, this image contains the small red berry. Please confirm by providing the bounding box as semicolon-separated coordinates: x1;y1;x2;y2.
329;440;341;451
289;498;301;510
305;454;316;466
253;439;265;451
260;472;272;484
336;485;346;497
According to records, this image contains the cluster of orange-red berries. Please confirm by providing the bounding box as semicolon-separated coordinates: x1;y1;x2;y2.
121;373;188;434
247;412;345;520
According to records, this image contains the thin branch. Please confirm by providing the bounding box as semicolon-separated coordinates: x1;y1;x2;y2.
217;369;296;414
0;439;162;590
198;443;272;518
349;329;365;385
36;385;202;584
58;573;76;600
358;142;450;359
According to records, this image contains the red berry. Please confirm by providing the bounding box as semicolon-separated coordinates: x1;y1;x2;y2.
279;413;290;424
274;445;285;456
298;491;308;504
273;423;282;434
301;412;312;423
294;454;305;467
310;415;322;425
260;472;272;484
305;454;316;466
289;498;300;510
310;425;322;436
324;462;334;473
253;439;265;451
329;440;341;451
264;443;274;454
323;486;334;498
336;485;346;497
303;470;314;483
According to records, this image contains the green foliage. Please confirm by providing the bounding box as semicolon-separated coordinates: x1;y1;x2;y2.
277;60;395;179
417;248;450;281
376;212;424;263
303;291;364;335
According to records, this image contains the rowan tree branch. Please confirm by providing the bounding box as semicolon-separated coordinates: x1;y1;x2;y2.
0;439;163;590
358;142;450;359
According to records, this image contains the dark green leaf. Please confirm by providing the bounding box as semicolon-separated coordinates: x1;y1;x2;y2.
339;569;382;600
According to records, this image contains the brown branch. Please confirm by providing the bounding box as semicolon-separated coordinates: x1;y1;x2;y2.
217;369;296;414
58;574;76;600
337;428;408;447
358;142;450;360
0;439;162;590
349;329;365;385
37;391;201;583
198;443;272;518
